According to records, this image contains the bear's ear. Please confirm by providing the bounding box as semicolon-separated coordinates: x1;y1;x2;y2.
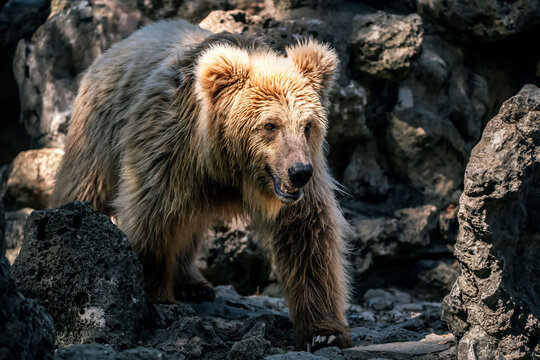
286;39;339;99
195;44;251;108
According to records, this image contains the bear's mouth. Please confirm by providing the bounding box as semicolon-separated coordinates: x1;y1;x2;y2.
266;167;302;202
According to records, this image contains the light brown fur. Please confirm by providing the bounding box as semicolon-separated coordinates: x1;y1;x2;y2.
51;19;352;351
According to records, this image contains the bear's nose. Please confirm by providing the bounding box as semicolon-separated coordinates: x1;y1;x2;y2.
288;163;313;188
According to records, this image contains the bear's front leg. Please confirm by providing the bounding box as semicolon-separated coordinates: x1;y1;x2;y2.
269;189;352;351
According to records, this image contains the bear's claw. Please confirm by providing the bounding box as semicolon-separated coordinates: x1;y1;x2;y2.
175;283;215;303
304;332;351;352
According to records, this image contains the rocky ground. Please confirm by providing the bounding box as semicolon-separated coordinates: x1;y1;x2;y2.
0;0;539;359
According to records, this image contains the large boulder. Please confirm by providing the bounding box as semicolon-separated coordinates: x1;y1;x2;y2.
11;201;149;349
3;149;63;210
442;85;540;359
0;200;56;360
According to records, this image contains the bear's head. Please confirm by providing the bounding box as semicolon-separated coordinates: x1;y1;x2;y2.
195;38;338;212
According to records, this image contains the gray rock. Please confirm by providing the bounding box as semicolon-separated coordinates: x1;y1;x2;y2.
351;204;439;277
313;346;345;360
13;0;143;148
327;80;370;146
265;351;328;359
199;221;271;296
273;0;338;12
363;289;411;311
3;149;63;210
54;343;175;360
351;11;423;81
0;200;56;360
228;335;274;360
417;0;540;41
442;85;540;359
11;201;148;349
4;207;33;264
342;334;455;359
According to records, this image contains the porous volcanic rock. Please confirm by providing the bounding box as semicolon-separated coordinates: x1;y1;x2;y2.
13;0;143;149
350;11;423;81
442;84;540;359
3;149;63;210
11;201;148;349
0;200;56;360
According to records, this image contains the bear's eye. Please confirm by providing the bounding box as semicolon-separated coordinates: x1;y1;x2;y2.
264;123;278;132
305;123;312;137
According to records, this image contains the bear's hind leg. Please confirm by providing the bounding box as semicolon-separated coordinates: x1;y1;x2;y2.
174;233;215;303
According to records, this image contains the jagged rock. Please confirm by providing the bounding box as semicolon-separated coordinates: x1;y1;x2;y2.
144;286;291;359
13;0;143;148
386;35;488;206
199;221;271;296
0;201;56;360
11;201;148;349
417;0;540;41
442;85;540;359
350;11;423;81
54;344;174;360
4;207;32;264
3;149;63;210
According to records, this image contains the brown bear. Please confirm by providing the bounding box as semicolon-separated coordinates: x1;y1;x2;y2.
50;19;352;351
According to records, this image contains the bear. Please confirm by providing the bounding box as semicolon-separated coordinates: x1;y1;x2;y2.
50;19;352;351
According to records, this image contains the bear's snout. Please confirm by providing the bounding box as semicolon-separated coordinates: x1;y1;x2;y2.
288;163;313;188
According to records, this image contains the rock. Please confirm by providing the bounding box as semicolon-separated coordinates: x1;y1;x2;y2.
363;288;411;311
54;344;174;360
0;200;56;360
13;0;143;148
3;149;63;210
350;11;423;81
351;204;439;278
417;0;540;41
386;35;489;206
313;346;345;360
273;0;337;12
199;9;351;68
199;221;271;295
342;144;389;200
4;208;33;264
265;352;328;359
327;80;370;146
342;334;455;360
442;85;540;359
228;335;274;359
0;0;50;48
11;201;148;349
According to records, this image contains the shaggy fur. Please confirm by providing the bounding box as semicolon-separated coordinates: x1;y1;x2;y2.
51;19;352;351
